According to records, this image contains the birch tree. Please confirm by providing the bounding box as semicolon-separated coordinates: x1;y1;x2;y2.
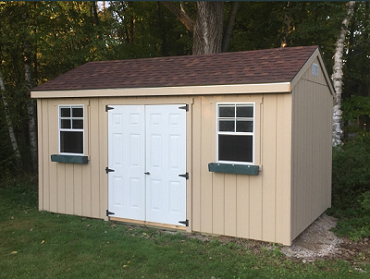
332;1;356;146
0;70;21;164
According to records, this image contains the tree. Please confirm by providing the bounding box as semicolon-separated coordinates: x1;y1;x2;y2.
23;2;37;172
161;1;239;54
0;69;21;164
332;1;356;146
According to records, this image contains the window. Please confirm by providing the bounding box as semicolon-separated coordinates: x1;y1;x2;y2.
217;103;254;163
59;105;84;154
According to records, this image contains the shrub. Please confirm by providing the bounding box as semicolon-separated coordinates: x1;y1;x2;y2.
0;174;38;208
331;135;370;240
332;136;370;209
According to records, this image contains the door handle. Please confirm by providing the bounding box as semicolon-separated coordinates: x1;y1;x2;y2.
144;172;150;175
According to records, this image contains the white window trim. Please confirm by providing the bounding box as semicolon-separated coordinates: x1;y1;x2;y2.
58;105;85;155
216;102;255;165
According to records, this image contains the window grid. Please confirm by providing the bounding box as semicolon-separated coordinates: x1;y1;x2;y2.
217;103;255;164
59;105;84;155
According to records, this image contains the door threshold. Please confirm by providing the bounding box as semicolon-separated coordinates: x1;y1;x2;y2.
109;217;187;231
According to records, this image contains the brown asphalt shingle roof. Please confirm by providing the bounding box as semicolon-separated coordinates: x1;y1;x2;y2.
33;46;318;91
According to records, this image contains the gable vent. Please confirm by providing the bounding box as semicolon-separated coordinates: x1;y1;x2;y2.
312;63;319;76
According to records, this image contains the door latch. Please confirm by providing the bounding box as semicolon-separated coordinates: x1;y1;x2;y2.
144;172;150;175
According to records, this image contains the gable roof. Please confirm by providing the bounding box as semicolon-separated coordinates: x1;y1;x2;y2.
33;46;319;92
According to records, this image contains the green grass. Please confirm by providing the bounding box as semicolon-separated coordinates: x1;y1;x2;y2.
1;176;369;279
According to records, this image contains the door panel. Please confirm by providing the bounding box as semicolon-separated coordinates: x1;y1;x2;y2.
145;105;186;225
108;104;186;226
108;105;145;221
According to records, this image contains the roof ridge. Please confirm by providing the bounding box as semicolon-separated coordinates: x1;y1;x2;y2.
84;45;319;64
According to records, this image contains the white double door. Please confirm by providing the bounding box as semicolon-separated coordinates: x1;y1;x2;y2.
108;105;186;226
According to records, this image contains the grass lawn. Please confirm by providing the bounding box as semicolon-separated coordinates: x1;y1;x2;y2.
1;177;369;279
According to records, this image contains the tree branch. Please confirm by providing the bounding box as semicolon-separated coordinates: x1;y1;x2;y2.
160;1;195;34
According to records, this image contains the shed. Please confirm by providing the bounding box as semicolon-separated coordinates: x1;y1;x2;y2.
31;46;333;246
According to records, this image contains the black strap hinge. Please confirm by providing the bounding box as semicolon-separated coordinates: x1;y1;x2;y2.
178;104;188;111
106;210;115;216
105;167;115;174
179;219;189;226
179;172;189;179
106;105;114;112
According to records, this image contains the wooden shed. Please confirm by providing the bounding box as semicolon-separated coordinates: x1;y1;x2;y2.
31;46;333;245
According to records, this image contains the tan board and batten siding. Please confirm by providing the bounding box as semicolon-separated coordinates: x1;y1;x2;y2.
34;47;333;246
290;56;333;241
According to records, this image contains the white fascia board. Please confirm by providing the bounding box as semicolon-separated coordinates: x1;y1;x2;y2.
31;82;291;99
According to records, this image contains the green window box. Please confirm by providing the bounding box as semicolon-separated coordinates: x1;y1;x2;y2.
51;154;88;164
208;162;259;175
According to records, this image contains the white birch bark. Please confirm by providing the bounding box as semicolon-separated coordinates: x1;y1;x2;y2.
0;70;21;162
332;1;356;146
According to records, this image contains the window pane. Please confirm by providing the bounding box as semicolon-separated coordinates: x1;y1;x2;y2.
60;131;83;154
219;105;235;117
236;105;253;117
218;135;253;162
219;120;234;132
72;107;83;117
72;119;83;129
236;120;253;132
60;107;70;117
61;119;71;129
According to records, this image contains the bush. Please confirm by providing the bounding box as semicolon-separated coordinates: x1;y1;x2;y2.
330;135;370;240
332;136;370;209
0;174;38;208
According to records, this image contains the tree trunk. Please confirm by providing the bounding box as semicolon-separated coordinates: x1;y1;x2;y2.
0;70;21;164
222;1;240;52
161;1;224;55
24;52;38;172
157;2;168;56
23;10;38;172
281;1;291;47
332;1;356;146
192;1;223;55
91;1;100;26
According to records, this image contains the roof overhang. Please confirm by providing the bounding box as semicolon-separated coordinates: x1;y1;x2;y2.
31;82;291;99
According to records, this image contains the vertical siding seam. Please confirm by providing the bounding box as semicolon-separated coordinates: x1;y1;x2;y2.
274;96;278;243
311;82;315;222
223;174;225;235
259;100;263;240
47;101;50;211
199;98;202;232
235;174;238;236
72;165;75;215
247;175;250;238
63;163;66;213
90;102;94;217
211;173;213;232
56;164;58;212
38;99;44;210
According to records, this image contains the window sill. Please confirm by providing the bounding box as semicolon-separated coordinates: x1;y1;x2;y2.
51;154;88;164
208;162;259;175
